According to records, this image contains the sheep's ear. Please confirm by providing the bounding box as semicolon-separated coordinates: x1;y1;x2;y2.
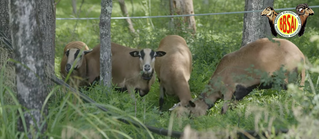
129;51;140;57
155;51;166;57
189;100;196;107
84;49;93;55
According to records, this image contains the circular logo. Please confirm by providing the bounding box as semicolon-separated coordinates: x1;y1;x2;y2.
274;11;301;38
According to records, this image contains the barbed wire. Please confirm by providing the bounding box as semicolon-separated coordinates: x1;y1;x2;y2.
56;5;319;20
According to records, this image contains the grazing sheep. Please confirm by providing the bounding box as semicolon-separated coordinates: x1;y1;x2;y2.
155;35;192;111
182;38;305;116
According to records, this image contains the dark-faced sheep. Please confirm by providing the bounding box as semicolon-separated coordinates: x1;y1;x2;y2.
111;43;166;96
155;35;192;111
60;41;93;87
182;38;305;116
91;43;166;96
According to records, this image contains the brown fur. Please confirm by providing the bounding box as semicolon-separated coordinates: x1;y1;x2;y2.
296;3;314;36
112;43;154;96
261;7;278;36
94;43;165;96
155;35;193;110
60;41;91;87
84;45;100;85
187;38;306;116
261;7;278;24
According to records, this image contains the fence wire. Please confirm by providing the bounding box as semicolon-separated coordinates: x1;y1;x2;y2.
56;5;319;20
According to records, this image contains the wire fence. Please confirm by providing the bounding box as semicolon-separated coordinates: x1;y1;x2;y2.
56;5;319;20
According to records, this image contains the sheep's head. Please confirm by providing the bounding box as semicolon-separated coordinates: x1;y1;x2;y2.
261;7;275;17
65;48;92;73
185;100;209;117
296;3;314;16
169;100;209;117
129;49;166;80
261;7;278;23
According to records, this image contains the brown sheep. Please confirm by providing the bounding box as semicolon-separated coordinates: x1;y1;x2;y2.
181;38;305;116
296;3;314;36
111;43;166;96
91;43;166;96
83;45;101;85
61;41;166;94
60;41;93;87
155;35;192;111
261;7;279;36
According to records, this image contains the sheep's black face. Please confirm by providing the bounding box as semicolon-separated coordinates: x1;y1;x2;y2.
65;48;91;73
129;49;166;80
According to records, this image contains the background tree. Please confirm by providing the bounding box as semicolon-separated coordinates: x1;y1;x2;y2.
170;0;196;34
72;0;77;15
118;0;137;36
100;0;112;88
9;0;55;137
242;0;274;46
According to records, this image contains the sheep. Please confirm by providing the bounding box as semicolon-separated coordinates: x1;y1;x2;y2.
261;7;278;37
83;45;101;85
181;38;305;116
111;43;166;96
154;35;193;111
61;41;166;95
295;3;314;36
60;41;93;87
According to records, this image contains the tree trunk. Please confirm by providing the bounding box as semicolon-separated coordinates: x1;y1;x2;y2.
0;0;16;93
118;0;137;36
9;0;55;138
100;0;112;88
0;0;10;36
170;0;196;34
72;0;77;15
241;0;274;46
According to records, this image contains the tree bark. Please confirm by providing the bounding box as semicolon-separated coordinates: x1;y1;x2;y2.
118;0;137;36
100;0;112;88
241;0;274;46
0;0;10;37
9;0;55;137
0;0;16;93
170;0;196;34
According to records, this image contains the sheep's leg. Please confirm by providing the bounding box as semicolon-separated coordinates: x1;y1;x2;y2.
299;69;306;90
175;81;192;106
281;78;288;90
221;94;232;114
286;68;305;90
221;88;235;114
159;85;165;111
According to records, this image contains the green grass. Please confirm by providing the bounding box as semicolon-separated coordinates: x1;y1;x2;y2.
1;0;319;138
